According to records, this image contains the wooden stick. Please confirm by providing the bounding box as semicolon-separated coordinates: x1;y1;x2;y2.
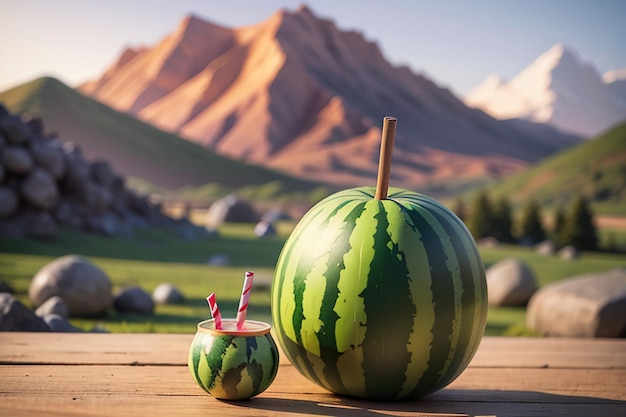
375;116;397;200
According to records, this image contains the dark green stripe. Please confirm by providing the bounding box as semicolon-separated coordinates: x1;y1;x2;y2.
190;338;209;392
403;205;456;397
246;337;264;393
221;362;246;398
361;202;415;400
314;201;366;394
426;203;478;390
205;335;231;389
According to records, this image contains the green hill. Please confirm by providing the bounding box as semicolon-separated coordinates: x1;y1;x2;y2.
0;77;327;197
481;122;626;215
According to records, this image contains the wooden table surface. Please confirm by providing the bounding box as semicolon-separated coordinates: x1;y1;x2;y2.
1;333;624;417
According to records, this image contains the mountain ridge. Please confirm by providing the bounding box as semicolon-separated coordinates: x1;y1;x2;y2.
80;7;580;189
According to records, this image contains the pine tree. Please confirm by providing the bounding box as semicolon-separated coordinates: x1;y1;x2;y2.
451;198;467;222
552;204;567;248
560;195;598;251
492;196;514;243
516;199;546;244
466;191;494;239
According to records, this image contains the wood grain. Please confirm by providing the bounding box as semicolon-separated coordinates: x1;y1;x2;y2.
1;333;625;417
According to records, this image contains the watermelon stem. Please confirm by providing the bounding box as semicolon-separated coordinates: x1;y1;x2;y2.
375;116;397;200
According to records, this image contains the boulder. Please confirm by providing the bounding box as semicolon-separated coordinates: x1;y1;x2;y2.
29;255;113;317
0;186;19;218
0;114;32;144
254;220;276;237
486;257;538;306
152;283;185;304
31;141;67;180
3;145;34;174
207;253;230;266
114;287;154;314
20;168;59;210
90;160;115;188
21;210;58;239
43;314;82;332
205;195;258;228
559;245;579;260
535;240;555;256
0;293;50;331
35;295;69;318
526;268;626;337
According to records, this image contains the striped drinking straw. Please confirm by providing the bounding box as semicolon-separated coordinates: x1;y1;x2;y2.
206;292;222;330
236;271;254;330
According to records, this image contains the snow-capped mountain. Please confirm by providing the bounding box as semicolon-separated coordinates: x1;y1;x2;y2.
604;68;626;110
465;44;626;137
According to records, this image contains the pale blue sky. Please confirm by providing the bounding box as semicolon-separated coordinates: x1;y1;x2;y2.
1;0;625;97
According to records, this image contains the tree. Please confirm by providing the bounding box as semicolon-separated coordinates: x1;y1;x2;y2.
552;204;567;248
560;195;598;251
492;196;514;243
516;199;546;244
466;191;494;239
451;198;467;222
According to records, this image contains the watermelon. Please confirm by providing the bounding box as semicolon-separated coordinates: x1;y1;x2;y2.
271;186;488;400
188;319;279;400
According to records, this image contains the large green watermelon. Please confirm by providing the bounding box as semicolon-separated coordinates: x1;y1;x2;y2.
271;186;488;400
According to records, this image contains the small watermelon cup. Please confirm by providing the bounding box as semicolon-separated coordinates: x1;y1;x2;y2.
188;319;279;400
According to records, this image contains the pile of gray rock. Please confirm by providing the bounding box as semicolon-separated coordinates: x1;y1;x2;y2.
0;105;204;240
0;255;186;332
485;256;626;338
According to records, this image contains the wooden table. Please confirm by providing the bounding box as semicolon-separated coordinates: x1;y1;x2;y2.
1;333;624;417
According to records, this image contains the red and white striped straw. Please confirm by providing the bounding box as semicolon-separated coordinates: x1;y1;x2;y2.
206;292;223;330
236;271;254;330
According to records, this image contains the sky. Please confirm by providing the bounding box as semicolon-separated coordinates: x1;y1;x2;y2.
1;0;625;98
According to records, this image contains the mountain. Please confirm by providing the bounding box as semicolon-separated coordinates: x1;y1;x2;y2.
478;121;626;215
0;77;325;193
465;44;626;138
79;6;579;190
604;68;626;110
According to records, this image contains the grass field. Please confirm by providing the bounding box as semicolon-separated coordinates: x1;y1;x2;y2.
1;221;624;336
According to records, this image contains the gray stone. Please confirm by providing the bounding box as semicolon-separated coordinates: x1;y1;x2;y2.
22;210;58;239
559;245;579;260
207;253;230;266
90;160;115;188
53;200;84;229
0;186;19;218
43;314;82;332
114;287;154;314
535;240;555;256
205;195;258;229
20;168;59;210
254;220;276;237
527;267;626;337
29;255;113;317
0;116;31;144
0;293;50;331
486;257;538;307
31;141;66;180
35;295;69;318
152;283;185;304
3;146;34;174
